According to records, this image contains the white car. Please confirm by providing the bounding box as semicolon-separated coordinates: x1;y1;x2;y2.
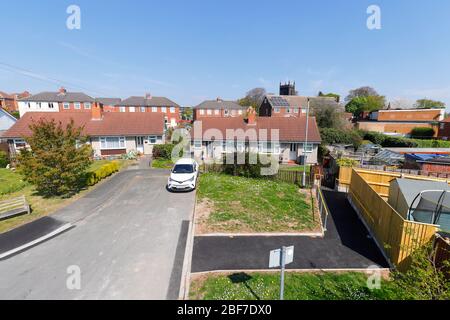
167;158;199;191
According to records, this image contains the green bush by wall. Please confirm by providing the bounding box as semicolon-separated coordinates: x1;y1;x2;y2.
85;161;120;186
0;151;8;168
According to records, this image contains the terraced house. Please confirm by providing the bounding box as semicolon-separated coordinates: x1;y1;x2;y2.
193;98;247;120
18;87;96;117
4;104;165;157
118;94;181;128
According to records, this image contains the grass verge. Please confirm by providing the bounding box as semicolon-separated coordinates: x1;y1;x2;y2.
152;158;174;169
0;159;133;233
196;173;319;233
190;272;400;300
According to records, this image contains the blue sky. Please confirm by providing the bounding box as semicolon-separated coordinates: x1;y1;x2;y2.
0;0;449;108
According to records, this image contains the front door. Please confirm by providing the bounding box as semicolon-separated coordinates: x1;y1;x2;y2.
289;143;298;161
136;136;145;153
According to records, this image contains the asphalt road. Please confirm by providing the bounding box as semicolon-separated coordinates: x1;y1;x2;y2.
0;167;195;300
192;190;388;272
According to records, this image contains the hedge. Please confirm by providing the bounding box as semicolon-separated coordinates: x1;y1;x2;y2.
152;144;175;160
410;127;435;139
360;130;450;148
85;161;120;186
320;128;363;148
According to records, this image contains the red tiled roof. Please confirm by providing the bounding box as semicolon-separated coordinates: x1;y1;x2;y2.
192;116;321;142
3;112;165;138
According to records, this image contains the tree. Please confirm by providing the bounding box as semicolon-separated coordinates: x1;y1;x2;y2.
181;107;193;120
345;86;379;102
318;91;340;102
238;87;266;109
414;99;446;109
310;98;344;129
17;119;92;197
345;95;385;115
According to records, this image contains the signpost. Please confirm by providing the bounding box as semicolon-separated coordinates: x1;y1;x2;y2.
269;246;294;300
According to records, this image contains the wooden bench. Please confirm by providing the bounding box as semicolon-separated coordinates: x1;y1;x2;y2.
0;195;30;220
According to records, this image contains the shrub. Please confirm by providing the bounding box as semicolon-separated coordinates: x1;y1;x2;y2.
410;127;435;139
336;157;359;167
223;152;277;178
320;128;362;149
85;161;120;186
0;151;8;168
152;144;175;160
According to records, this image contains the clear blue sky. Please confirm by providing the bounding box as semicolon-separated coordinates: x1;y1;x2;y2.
0;0;449;108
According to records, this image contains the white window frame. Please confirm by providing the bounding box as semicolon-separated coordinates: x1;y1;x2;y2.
100;136;126;150
161;107;167;113
214;109;220;115
293;107;299;114
302;143;314;153
37;102;42;109
119;106;126;112
148;135;157;144
207;109;212;115
224;109;229;116
140;107;146;112
74;102;81;110
274;107;280;113
152;107;158;112
238;110;243;115
199;109;205;115
170;107;175;113
63;102;70;109
84;102;92;110
129;106;136;112
48;102;54;109
194;140;202;149
258;142;280;154
14;139;26;150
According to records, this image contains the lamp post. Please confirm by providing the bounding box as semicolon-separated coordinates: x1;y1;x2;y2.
302;98;310;187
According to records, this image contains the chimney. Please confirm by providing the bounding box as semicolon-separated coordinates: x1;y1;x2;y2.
91;102;103;120
145;93;152;100
246;106;257;125
58;87;67;95
216;97;223;102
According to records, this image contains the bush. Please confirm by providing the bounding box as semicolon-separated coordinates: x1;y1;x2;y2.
410;127;435;139
320;128;363;149
85;161;120;186
223;152;277;178
0;151;8;168
336;157;359;167
152;144;175;160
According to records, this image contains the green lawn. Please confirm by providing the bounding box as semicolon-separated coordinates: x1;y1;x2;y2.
151;158;174;169
190;272;400;300
196;173;318;233
279;164;311;173
0;169;28;195
0;159;133;233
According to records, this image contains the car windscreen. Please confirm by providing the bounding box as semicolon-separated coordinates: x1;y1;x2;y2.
172;164;194;174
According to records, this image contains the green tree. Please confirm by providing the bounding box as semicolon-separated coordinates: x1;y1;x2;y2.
17;119;92;197
392;243;450;300
414;99;446;109
345;95;385;115
181;107;193;120
310;98;344;129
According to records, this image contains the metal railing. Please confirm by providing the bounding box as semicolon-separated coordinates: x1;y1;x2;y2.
315;187;330;232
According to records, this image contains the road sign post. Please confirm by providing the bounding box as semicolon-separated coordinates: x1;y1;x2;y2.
269;245;294;300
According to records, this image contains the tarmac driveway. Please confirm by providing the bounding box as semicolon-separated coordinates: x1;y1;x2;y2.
0;167;195;300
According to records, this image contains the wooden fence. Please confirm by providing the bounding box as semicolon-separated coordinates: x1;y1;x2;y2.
338;166;450;199
348;169;438;270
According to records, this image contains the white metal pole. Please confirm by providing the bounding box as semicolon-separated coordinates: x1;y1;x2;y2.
280;246;286;300
302;99;310;187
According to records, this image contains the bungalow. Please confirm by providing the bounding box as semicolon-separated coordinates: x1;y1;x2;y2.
191;108;321;164
3;104;165;158
118;94;181;128
193;98;247;120
18;87;96;117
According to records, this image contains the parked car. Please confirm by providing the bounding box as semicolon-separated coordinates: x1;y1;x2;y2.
167;158;199;191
